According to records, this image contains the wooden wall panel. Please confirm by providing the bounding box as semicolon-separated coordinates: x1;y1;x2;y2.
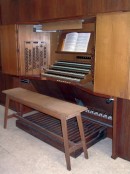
103;0;130;12
1;0;19;24
0;24;58;76
32;0;57;22
1;0;130;24
94;12;130;99
0;25;19;75
57;0;83;19
18;0;36;23
86;0;130;16
18;0;84;23
113;98;130;161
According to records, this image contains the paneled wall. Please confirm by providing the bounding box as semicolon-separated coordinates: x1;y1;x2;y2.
1;0;130;24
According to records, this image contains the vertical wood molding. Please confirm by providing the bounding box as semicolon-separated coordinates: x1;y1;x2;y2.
112;97;118;159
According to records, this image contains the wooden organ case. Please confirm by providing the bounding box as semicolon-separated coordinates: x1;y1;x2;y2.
0;0;130;161
13;22;114;157
0;20;115;159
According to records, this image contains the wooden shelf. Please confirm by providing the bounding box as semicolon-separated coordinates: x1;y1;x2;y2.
55;51;92;55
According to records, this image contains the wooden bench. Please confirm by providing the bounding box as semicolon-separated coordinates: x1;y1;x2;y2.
2;87;88;170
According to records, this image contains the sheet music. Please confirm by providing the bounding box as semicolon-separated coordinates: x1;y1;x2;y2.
63;32;91;52
63;32;78;52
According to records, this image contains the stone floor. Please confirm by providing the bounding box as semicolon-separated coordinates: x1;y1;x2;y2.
0;105;130;174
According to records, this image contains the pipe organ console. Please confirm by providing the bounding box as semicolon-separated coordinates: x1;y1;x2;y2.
17;26;111;157
1;15;130;163
40;27;95;86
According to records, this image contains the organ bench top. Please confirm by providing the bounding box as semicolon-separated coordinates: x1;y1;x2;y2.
2;87;87;119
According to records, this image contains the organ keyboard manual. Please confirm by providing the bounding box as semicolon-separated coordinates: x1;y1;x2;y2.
41;60;92;85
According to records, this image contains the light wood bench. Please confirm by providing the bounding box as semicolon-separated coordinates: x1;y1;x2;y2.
2;87;88;170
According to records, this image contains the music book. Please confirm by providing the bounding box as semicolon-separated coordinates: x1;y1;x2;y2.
62;32;91;52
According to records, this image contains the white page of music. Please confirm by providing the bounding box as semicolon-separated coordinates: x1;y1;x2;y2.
63;32;91;52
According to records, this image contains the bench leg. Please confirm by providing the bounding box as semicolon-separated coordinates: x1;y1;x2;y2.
76;114;88;159
4;96;10;129
19;103;24;116
61;118;71;171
